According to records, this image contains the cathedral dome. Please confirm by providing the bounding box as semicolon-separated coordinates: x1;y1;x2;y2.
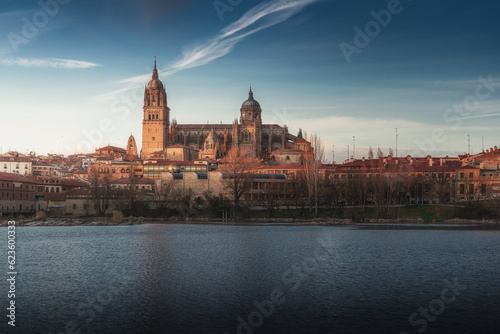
148;77;163;90
241;88;260;108
147;58;164;90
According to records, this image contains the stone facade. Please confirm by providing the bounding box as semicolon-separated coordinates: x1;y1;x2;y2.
0;172;37;214
140;61;309;161
141;59;170;158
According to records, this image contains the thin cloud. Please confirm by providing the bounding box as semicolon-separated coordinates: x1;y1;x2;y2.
0;57;99;69
121;0;318;85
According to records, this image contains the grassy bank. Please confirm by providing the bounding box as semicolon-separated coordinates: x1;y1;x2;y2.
240;205;458;222
4;203;498;226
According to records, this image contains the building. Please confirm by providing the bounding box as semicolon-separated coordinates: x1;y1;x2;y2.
157;171;291;204
32;161;53;176
0;157;32;175
140;60;311;161
0;172;37;214
141;59;170;158
143;160;213;180
95;145;127;157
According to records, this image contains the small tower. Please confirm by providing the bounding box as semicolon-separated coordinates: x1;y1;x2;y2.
240;87;262;125
141;58;170;159
127;134;138;159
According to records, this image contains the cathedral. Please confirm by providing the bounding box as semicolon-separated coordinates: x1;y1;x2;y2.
141;61;311;163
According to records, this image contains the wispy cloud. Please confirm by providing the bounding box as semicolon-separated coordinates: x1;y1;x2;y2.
0;57;99;69
121;0;318;85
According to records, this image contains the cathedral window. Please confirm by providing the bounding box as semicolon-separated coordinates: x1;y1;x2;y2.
156;114;159;120
149;115;151;120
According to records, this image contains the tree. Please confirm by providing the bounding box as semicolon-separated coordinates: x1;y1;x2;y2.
203;191;231;218
368;146;374;160
377;147;384;158
219;147;257;215
88;169;112;216
123;164;144;216
284;173;309;218
388;147;394;157
321;176;346;218
155;177;179;215
303;132;325;214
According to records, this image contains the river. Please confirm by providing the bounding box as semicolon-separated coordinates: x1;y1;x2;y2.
3;223;500;333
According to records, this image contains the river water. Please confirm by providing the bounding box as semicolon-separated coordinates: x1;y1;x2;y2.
3;223;500;333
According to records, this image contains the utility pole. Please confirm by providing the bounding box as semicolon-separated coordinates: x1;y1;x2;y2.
467;134;471;155
332;145;335;164
347;145;350;161
353;136;356;160
395;128;398;158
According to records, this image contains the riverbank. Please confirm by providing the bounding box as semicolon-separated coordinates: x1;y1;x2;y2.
1;216;499;227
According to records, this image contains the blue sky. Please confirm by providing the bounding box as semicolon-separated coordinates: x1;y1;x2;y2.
1;0;500;161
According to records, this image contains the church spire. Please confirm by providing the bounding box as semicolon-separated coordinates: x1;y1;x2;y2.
248;85;254;100
152;56;158;80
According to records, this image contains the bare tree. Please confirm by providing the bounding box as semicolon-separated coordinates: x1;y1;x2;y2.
388;147;394;157
377;147;384;158
123;164;142;215
219;147;257;214
368;146;374;160
284;173;308;218
303;132;325;214
155;177;178;214
88;169;112;216
321;176;346;218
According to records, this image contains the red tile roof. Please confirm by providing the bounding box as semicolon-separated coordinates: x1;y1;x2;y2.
0;172;37;183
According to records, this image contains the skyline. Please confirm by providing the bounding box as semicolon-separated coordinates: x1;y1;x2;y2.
1;0;500;161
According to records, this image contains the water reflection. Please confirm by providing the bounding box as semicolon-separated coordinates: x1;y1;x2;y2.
10;224;500;334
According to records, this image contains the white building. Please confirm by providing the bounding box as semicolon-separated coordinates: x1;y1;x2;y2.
0;157;32;175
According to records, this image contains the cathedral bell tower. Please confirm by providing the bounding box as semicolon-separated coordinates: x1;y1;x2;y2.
141;58;170;159
239;87;262;158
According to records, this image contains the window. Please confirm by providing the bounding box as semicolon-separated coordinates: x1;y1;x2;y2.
73;204;77;210
469;172;473;178
460;184;465;195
